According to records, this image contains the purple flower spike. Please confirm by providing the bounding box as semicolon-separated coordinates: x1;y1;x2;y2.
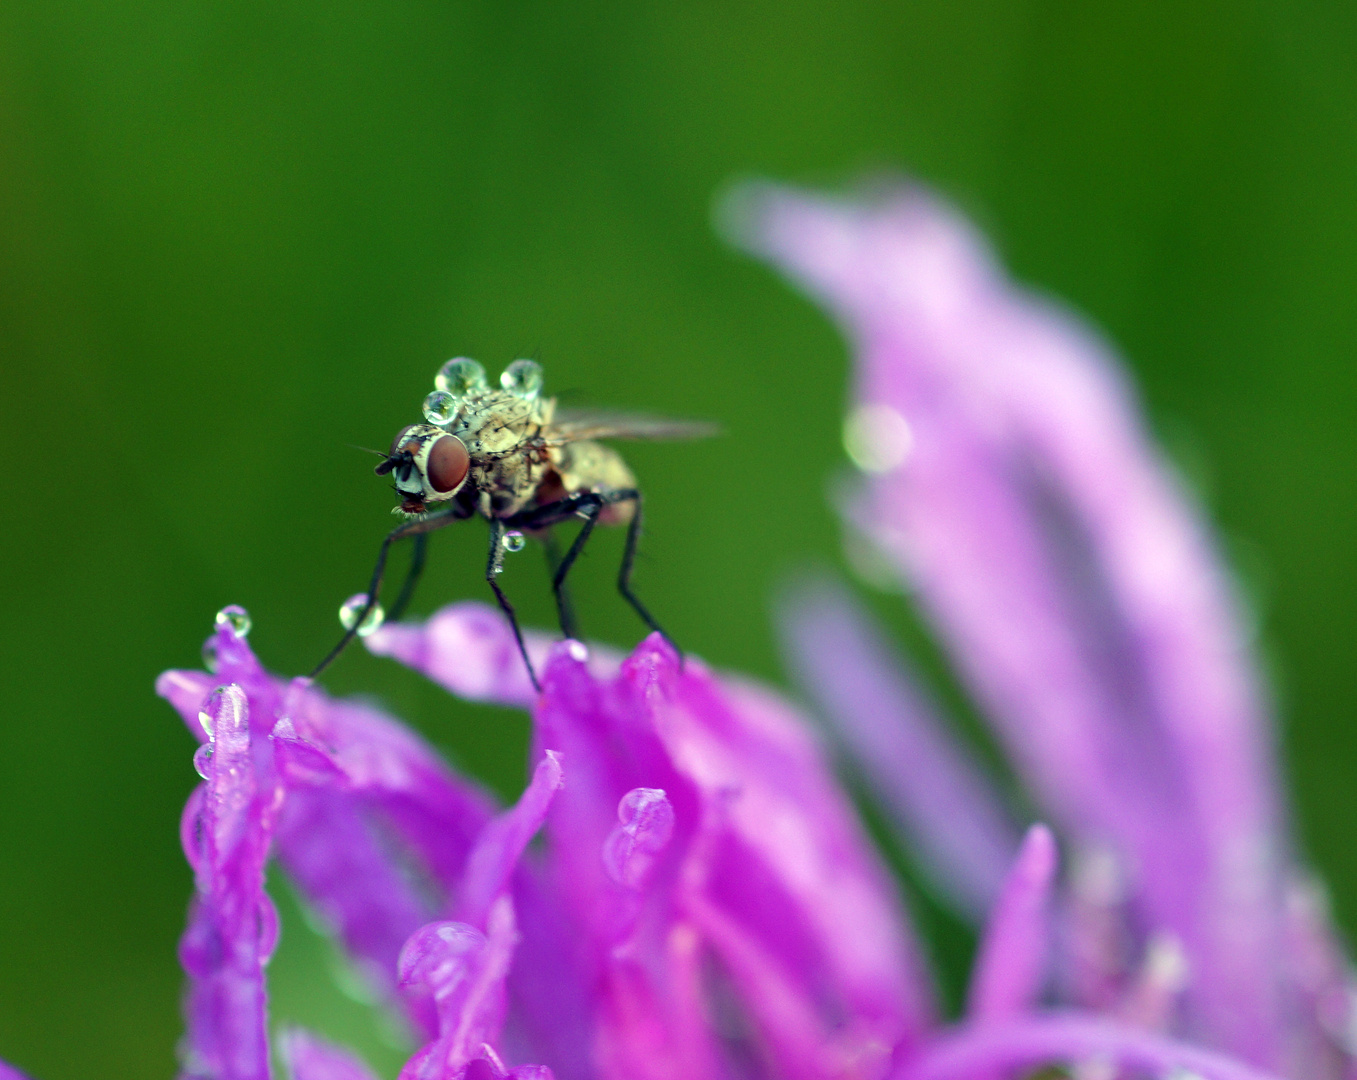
779;576;1020;919
731;182;1293;1068
177;683;280;1080
0;1061;35;1080
397;749;563;1080
278;1029;381;1080
966;824;1057;1023
379;611;934;1080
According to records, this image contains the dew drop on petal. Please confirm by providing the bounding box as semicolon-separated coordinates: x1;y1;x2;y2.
193;743;214;779
202;639;220;673
500;358;544;398
566;640;589;662
843;402;914;473
339;593;385;637
214;604;251;637
435;357;488;398
423;390;457;425
501;530;526;553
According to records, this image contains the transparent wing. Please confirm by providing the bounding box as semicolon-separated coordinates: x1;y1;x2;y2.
544;408;720;445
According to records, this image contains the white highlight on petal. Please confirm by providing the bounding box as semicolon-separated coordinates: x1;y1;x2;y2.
843;403;914;474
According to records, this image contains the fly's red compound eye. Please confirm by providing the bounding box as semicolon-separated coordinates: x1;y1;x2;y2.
389;425;418;456
427;434;470;493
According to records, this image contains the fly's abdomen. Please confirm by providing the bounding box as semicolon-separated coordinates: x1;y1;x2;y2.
549;440;637;524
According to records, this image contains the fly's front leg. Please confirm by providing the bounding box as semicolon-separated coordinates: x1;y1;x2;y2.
386;532;428;623
486;518;540;693
610;489;680;660
310;507;460;679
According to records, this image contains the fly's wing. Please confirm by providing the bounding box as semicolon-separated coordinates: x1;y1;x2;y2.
543;408;719;445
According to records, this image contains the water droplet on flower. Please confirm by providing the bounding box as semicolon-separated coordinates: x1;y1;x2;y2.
193;743;214;779
435;357;488;398
843;403;914;474
423;390;457;425
214;604;251;637
501;530;526;553
566;640;589;662
339;593;385;637
202;639;219;673
500;359;543;398
198;686;228;738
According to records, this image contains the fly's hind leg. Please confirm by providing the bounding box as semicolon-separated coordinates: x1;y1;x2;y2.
486;518;540;693
608;489;680;660
542;528;581;642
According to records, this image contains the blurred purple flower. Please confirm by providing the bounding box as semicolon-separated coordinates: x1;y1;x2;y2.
726;181;1357;1080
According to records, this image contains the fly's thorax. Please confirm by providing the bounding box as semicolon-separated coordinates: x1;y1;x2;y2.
449;392;555;456
384;423;471;514
548;440;637;524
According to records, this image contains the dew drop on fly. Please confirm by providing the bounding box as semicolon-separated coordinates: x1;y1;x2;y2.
435;357;489;399
339;593;386;636
501;530;526;553
214;605;252;637
500;359;544;399
423;390;457;425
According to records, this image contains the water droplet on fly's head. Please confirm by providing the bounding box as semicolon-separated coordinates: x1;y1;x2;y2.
193;743;214;780
500;359;544;398
501;530;526;553
214;605;251;638
435;357;488;398
339;593;386;637
423;390;457;425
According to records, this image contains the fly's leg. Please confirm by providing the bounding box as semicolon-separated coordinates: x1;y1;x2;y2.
542;529;580;642
385;532;428;623
548;497;603;641
310;508;459;679
486;518;540;693
611;489;680;660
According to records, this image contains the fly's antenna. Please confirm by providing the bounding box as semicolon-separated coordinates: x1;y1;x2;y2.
347;444;389;458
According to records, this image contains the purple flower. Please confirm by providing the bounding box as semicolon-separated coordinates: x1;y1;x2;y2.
135;180;1350;1080
727;181;1357;1080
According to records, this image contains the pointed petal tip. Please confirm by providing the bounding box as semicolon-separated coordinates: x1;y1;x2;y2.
279;1027;382;1080
1018;823;1059;880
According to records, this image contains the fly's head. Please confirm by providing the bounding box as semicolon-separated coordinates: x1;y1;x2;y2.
376;424;471;515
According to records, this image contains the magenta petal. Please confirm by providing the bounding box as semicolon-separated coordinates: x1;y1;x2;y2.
0;1062;35;1080
177;684;278;1080
779;576;1020;919
966;824;1058;1023
894;1012;1282;1080
279;1029;381;1080
734;183;1287;1067
364;602;556;708
457;752;564;928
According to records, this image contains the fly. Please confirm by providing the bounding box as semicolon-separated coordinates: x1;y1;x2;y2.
311;357;714;689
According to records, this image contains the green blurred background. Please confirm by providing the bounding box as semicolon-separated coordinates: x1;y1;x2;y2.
2;1;1356;1076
